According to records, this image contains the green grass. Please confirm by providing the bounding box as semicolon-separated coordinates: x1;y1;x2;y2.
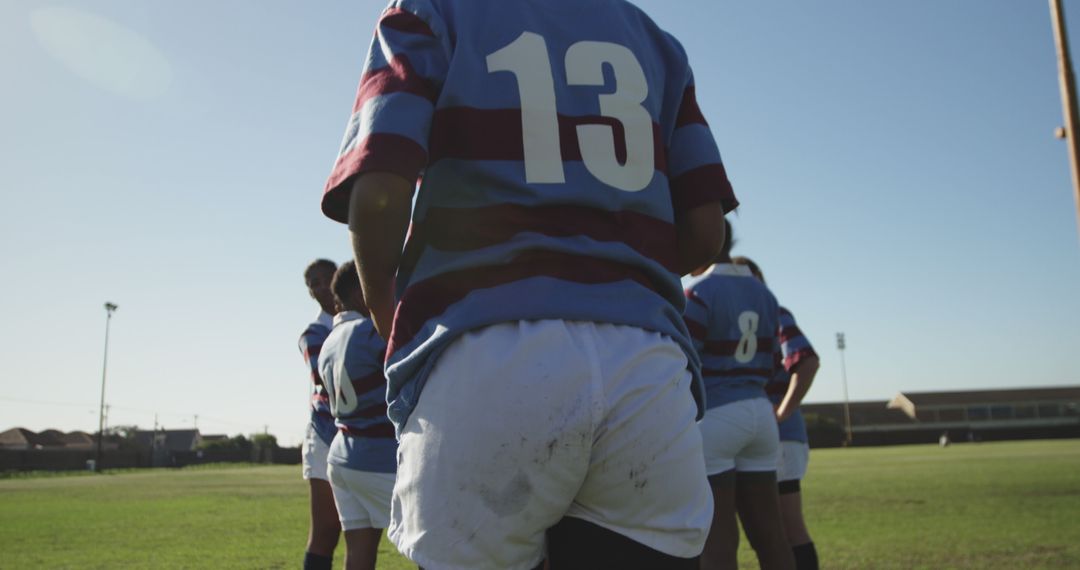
802;439;1080;569
0;440;1077;569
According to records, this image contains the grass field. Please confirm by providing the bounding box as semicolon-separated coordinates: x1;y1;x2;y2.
1;440;1078;569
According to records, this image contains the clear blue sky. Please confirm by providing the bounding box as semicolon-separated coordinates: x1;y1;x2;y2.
1;1;1077;446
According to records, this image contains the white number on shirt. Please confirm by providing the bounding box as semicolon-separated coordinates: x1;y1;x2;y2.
734;311;760;364
486;32;655;192
329;358;359;416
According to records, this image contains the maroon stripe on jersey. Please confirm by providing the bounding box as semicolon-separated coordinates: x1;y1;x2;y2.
302;346;321;361
351;371;387;397
671;163;738;215
675;85;708;128
388;251;659;355
685;291;707;309
356;402;390;419
412;204;677;272
765;382;789;396
380;7;435;37
428;107;667;172
702;367;772;379
354;55;438;113
784;348;818;372
341;423;396;438
312;394;330;405
685;318;706;341
779;325;805;344
323;133;428;223
704;337;776;356
309;371;324;386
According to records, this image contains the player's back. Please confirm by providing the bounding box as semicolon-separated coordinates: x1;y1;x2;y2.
684;264;780;410
322;0;737;433
318;314;396;473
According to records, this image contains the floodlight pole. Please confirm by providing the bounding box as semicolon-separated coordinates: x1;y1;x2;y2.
95;302;118;472
1050;0;1080;239
837;332;853;446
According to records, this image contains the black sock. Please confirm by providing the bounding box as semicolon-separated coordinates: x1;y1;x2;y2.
303;551;332;570
792;542;818;570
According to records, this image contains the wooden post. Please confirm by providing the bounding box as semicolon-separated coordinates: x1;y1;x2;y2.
1050;0;1080;238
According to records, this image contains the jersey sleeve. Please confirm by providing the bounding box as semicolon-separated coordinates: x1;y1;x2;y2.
778;307;818;373
321;0;451;223
682;286;709;355
666;68;738;216
298;325;330;387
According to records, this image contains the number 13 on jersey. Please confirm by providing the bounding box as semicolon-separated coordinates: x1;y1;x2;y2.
487;32;655;192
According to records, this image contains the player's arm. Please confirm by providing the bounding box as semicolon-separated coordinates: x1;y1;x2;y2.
775;353;819;423
667;67;736;275
676;202;725;275
298;328;325;385
348;173;413;339
319;2;450;339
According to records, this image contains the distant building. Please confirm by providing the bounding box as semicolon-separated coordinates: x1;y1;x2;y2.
133;429;202;452
802;385;1080;447
57;432;95;449
0;428;111;450
200;434;228;445
888;386;1080;438
0;428;38;450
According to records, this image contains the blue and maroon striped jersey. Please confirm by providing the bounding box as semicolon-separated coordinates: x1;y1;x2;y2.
321;0;738;433
318;312;397;473
298;312;336;445
683;264;780;410
767;306;818;443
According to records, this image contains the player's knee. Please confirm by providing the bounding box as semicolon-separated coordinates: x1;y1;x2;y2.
547;517;699;570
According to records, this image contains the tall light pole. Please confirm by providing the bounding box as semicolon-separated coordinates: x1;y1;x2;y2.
95;302;118;472
836;332;853;446
1050;0;1080;238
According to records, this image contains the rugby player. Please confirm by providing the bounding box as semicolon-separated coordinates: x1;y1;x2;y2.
733;256;821;570
684;222;794;570
298;259;342;570
318;261;396;570
319;1;737;567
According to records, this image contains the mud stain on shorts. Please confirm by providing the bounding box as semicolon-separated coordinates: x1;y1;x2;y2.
477;469;532;517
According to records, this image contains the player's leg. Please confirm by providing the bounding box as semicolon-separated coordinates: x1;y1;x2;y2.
558;323;711;567
778;490;817;570
698;399;756;569
329;464;394;570
342;529;380;570
389;321;595;570
735;471;792;570
303;425;340;568
701;470;739;570
732;399;793;570
306;479;341;567
776;442;817;570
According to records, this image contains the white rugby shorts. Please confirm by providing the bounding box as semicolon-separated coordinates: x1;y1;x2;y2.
388;320;712;570
301;423;330;481
699;397;780;475
327;464;395;530
776;440;810;483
